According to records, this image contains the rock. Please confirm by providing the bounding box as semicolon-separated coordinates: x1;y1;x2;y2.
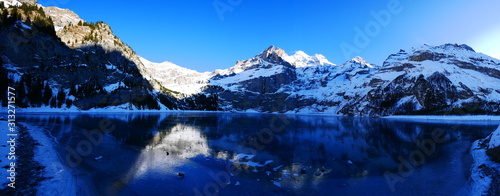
300;168;307;174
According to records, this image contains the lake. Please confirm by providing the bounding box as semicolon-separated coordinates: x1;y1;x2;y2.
19;113;500;196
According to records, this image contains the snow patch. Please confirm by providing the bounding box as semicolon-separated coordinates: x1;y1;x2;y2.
488;125;500;149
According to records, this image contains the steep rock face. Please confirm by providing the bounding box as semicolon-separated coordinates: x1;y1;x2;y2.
0;2;181;110
43;7;80;30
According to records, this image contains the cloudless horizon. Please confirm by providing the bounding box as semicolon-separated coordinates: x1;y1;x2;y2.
38;0;500;72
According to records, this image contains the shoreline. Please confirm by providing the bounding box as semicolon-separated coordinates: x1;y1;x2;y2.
23;123;98;196
2;107;500;121
470;126;500;196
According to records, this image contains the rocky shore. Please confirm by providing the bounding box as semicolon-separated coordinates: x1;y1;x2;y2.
470;125;500;196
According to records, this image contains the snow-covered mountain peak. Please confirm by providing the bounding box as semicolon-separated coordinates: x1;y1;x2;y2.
343;56;374;68
139;57;211;97
0;0;35;7
257;45;288;62
0;0;20;7
285;50;335;68
411;43;477;57
293;50;308;57
313;54;334;65
430;43;475;52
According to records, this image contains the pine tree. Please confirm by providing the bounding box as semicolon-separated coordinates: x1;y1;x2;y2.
57;88;65;108
16;80;27;108
65;99;72;108
28;77;43;107
69;84;77;96
43;83;52;106
50;95;57;108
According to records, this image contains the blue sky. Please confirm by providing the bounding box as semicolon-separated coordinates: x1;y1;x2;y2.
39;0;500;72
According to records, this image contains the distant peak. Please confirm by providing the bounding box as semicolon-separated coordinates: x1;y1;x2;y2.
437;43;475;52
293;50;308;57
257;45;287;61
349;56;367;64
344;56;373;68
417;43;475;52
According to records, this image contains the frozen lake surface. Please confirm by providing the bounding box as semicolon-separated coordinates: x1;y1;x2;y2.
19;113;500;196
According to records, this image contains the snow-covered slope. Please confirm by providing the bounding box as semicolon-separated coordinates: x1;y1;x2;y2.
201;44;500;116
139;57;212;97
345;44;500;116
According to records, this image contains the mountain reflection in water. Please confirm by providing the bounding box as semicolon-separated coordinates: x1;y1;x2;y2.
21;113;500;196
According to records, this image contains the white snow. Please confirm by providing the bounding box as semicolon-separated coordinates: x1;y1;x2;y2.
15;21;32;30
139;57;211;97
470;129;500;196
233;153;255;160
488;125;500;149
284;50;335;68
273;165;283;171
0;0;22;7
26;124;79;195
103;82;120;92
384;115;500;121
272;180;282;188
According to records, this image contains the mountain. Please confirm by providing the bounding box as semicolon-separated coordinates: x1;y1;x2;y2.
0;0;181;110
201;44;500;116
139;57;212;98
1;1;499;116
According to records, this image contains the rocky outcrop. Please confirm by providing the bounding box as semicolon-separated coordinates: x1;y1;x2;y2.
471;125;500;196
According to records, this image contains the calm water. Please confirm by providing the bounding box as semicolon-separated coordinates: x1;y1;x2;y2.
20;113;500;196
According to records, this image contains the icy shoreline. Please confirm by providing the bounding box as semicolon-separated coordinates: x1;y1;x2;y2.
24;123;96;195
470;125;500;196
3;107;500;121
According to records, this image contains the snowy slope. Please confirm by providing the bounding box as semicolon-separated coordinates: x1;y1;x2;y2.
0;0;22;7
202;44;500;115
139;57;212;97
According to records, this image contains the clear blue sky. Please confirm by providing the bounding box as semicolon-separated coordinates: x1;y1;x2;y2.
39;0;500;72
